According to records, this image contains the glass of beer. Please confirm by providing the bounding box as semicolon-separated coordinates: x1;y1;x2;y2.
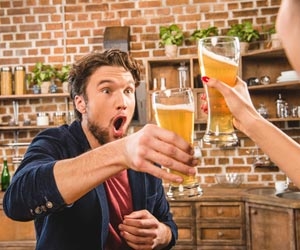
152;88;200;198
198;36;240;146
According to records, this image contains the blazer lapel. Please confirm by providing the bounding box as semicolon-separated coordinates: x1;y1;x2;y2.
95;185;109;248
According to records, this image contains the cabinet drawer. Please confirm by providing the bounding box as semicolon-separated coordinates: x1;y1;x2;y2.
0;208;35;241
176;221;196;246
196;246;245;250
172;245;195;250
170;201;195;220
196;202;244;221
197;224;245;245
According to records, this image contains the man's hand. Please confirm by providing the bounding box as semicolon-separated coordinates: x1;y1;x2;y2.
119;210;172;250
123;124;197;185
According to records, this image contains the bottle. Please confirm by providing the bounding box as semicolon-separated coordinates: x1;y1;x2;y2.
284;102;289;118
153;78;157;90
275;93;284;118
1;155;10;191
160;78;166;90
177;62;188;88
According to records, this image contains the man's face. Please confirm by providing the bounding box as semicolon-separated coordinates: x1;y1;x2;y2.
77;66;136;145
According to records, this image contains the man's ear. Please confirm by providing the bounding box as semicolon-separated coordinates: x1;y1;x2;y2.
74;95;86;114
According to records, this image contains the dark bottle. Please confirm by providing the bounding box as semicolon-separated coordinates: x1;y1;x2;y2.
1;156;10;191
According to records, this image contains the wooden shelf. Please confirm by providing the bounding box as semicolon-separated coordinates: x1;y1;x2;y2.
0;93;69;100
267;117;300;122
241;48;285;58
248;81;300;91
0;125;58;131
0;142;31;147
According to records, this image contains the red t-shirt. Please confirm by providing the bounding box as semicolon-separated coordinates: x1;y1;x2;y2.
104;170;133;250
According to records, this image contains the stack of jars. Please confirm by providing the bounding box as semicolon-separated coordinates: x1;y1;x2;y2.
0;66;26;95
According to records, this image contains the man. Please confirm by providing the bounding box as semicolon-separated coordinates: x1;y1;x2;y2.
3;49;197;249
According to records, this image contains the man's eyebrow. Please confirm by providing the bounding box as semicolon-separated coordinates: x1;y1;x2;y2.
97;79;114;85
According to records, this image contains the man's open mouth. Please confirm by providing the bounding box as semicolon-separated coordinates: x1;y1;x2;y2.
112;115;127;137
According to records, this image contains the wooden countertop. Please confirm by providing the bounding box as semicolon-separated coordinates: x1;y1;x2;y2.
167;186;300;209
2;186;300;209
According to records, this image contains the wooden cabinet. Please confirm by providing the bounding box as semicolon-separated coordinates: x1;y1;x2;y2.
0;193;36;249
248;82;300;121
145;57;207;124
196;201;246;250
240;48;292;84
246;202;298;250
241;48;300;122
145;48;300;125
169;201;196;250
169;200;246;249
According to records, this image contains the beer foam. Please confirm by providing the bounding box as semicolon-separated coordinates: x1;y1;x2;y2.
154;103;194;112
200;47;238;67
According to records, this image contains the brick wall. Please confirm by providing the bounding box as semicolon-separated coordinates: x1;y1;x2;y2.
1;0;291;187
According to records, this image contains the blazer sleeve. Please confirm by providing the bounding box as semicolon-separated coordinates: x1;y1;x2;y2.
3;126;81;221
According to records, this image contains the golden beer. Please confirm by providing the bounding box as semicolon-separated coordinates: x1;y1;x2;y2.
152;88;200;197
198;36;240;145
154;105;195;187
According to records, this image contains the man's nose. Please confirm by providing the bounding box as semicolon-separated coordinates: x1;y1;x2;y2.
115;93;127;110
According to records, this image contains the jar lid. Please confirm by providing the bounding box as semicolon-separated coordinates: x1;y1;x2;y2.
37;112;49;117
15;65;25;71
1;66;12;72
54;111;66;116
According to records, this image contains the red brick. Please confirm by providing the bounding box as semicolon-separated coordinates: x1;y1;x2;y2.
20;24;42;32
10;42;32;48
34;6;57;14
111;2;135;10
7;8;30;15
37;40;59;47
166;0;189;5
85;4;108;12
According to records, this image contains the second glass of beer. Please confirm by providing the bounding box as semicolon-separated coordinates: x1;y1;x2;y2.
152;88;200;198
198;36;240;146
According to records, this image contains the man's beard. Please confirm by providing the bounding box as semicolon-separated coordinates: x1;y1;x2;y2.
87;119;110;145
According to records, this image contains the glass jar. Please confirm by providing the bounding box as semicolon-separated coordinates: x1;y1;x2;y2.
257;104;268;118
53;112;66;125
37;112;49;126
1;66;13;95
14;66;26;95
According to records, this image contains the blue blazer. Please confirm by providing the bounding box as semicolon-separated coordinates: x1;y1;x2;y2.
3;121;177;250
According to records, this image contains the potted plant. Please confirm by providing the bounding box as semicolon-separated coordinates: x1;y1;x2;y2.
57;65;71;93
190;26;219;41
31;62;57;94
227;21;260;53
159;24;184;57
266;24;281;49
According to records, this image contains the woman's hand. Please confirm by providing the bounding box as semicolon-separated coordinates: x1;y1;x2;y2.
201;76;260;133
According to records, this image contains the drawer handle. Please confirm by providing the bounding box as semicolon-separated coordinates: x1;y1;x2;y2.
218;231;224;237
217;208;223;215
251;209;257;215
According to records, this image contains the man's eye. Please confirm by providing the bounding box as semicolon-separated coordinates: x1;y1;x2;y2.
125;88;134;94
102;88;110;94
